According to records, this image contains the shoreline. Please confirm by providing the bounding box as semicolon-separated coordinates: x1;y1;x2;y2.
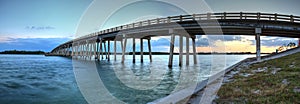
202;47;299;103
0;54;45;55
151;47;299;104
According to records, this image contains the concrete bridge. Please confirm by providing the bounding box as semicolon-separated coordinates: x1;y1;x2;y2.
50;12;300;67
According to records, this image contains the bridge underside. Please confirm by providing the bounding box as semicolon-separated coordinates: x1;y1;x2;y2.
50;15;300;67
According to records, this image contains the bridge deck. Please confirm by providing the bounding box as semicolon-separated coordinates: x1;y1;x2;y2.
50;12;300;66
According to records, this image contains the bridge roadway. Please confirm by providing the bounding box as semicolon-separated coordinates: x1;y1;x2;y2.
50;12;300;67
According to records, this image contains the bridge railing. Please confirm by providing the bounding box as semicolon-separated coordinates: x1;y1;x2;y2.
100;12;300;37
56;12;300;50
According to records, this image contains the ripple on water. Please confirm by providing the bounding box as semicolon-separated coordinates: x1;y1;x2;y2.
29;82;49;88
27;76;42;80
1;81;27;89
40;85;60;91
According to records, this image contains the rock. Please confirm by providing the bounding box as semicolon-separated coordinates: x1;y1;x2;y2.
253;90;260;94
239;73;253;77
289;65;295;68
223;77;232;83
271;68;282;75
230;70;239;75
293;87;300;93
282;79;289;85
215;95;220;99
252;67;267;73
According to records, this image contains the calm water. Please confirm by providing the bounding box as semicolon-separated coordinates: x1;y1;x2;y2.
0;54;255;104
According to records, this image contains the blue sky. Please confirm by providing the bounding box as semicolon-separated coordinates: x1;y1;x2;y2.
0;0;92;52
0;0;299;52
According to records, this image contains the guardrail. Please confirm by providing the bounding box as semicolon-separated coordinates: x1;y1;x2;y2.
78;12;300;40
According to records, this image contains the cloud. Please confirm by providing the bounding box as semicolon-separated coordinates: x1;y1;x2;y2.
194;35;242;47
212;40;279;53
196;37;210;46
252;37;298;47
151;38;171;47
204;35;242;41
25;26;55;30
0;37;14;43
0;38;70;52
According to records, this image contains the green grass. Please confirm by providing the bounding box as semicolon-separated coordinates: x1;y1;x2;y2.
215;52;300;104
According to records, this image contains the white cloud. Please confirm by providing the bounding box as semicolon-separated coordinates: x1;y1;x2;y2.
0;34;72;43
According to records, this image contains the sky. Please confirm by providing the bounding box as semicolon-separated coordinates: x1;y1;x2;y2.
0;0;299;52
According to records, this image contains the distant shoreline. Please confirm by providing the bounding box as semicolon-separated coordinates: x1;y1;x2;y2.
0;50;45;55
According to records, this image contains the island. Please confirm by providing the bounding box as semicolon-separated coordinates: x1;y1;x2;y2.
0;50;45;54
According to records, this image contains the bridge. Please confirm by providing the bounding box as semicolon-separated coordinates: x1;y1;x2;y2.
50;12;300;67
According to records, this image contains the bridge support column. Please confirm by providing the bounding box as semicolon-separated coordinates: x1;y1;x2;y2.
168;29;175;67
65;47;68;56
94;42;97;60
90;42;92;60
88;42;91;60
85;43;88;60
88;43;90;60
133;38;136;63
82;43;85;59
78;43;80;58
179;35;183;67
298;38;300;47
121;39;123;61
148;38;152;62
66;47;68;56
69;46;71;56
85;43;87;60
79;43;82;58
100;39;103;60
71;45;74;57
74;43;77;59
81;43;84;59
186;36;190;66
96;40;99;60
68;46;70;56
73;44;75;58
78;43;81;59
192;36;197;64
104;41;107;60
122;37;127;63
91;42;94;59
255;28;261;61
77;43;80;59
108;40;110;61
140;39;143;63
83;43;85;59
89;43;92;60
85;42;89;60
114;39;117;61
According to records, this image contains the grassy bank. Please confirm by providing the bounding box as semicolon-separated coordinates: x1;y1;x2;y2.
215;52;300;103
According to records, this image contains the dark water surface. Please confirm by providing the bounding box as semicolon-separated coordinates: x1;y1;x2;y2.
0;54;254;104
0;55;87;104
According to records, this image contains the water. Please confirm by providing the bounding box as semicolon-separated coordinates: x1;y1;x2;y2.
0;54;255;104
